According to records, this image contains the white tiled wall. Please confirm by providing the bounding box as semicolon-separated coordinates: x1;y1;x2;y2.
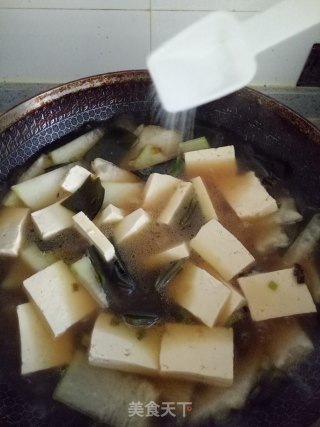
0;0;319;85
0;9;150;82
150;0;278;11
151;10;255;49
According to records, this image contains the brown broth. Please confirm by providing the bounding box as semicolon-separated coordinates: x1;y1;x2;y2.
0;118;319;426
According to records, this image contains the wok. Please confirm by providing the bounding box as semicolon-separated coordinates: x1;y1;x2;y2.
0;70;320;427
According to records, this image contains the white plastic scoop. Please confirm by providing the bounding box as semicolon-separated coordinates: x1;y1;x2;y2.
147;0;320;113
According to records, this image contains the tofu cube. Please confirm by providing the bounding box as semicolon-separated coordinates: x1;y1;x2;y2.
61;165;92;193
238;268;316;321
192;346;263;421
142;173;180;210
190;219;255;281
184;146;237;177
191;176;218;221
17;302;74;374
168;262;230;327
160;323;233;386
158;181;193;226
23;260;98;337
147;242;190;268
31;202;74;240
216;282;246;325
114;208;151;243
0;207;29;256
101;182;144;210
89;312;161;375
95;204;125;226
215;171;278;221
73;211;115;262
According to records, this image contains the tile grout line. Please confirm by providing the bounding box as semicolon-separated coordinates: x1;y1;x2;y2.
0;7;259;12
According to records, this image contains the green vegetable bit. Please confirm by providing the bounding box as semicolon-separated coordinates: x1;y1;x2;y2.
169;155;185;177
179;197;198;228
155;260;184;291
268;280;278;291
123;313;160;328
179;136;209;153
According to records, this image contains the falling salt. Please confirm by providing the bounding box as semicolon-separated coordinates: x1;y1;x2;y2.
148;85;196;140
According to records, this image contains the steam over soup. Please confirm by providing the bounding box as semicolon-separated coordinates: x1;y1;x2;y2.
0;116;319;426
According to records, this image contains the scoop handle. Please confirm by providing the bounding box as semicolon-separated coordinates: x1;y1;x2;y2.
243;0;320;56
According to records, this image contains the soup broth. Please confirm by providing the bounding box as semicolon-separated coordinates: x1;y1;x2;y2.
0;115;319;427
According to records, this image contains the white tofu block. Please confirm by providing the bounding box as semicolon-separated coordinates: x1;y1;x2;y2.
190;219;255;281
216;171;278;221
0;207;29;256
89;312;161;375
158;181;193;226
92;158;139;183
96;204;125;226
160;323;233;386
17;302;74;375
114;208;151;244
20;242;56;272
73;211;115;262
192;347;263;421
216;282;246;326
238;268;316;321
61;165;92;193
101;182;144;210
147;242;190;268
23;260;98;337
169;262;230;327
184;146;237;176
191;176;218;221
31;202;74;240
12;165;70;210
142;173;180;210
